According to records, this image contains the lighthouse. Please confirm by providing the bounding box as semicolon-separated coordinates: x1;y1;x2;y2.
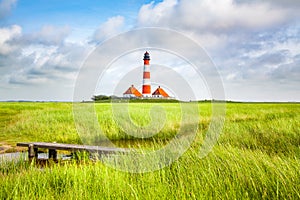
142;51;151;97
123;51;170;99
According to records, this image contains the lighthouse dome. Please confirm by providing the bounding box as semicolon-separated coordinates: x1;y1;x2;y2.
143;51;150;60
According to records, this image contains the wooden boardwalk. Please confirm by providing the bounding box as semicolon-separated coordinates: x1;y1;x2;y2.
17;142;129;161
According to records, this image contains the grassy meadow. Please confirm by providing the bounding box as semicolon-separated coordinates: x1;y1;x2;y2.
0;102;299;199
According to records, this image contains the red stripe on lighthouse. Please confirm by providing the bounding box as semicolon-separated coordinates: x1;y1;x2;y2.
142;85;151;94
143;72;150;79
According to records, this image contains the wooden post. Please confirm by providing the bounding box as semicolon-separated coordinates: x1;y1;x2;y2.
28;144;35;162
34;147;38;158
49;149;57;161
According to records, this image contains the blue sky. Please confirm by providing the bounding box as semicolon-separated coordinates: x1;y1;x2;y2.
2;1;151;39
0;0;299;101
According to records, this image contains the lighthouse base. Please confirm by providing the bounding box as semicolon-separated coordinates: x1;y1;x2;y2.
142;94;152;98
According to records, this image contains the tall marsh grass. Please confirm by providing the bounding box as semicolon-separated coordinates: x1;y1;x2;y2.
0;145;299;199
0;102;299;199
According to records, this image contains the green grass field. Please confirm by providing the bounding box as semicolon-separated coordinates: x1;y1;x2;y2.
0;102;299;199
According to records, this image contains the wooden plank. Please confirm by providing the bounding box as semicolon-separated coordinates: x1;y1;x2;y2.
17;142;33;147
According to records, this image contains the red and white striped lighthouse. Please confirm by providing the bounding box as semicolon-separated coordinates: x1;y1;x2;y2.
142;51;151;97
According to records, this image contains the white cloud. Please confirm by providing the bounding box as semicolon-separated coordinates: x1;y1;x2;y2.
0;25;21;55
28;25;71;45
138;0;288;31
0;23;91;86
93;16;125;42
136;0;292;54
0;25;72;55
8;42;91;85
246;0;300;9
0;0;17;19
138;0;177;26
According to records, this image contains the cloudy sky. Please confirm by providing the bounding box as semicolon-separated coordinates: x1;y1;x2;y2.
0;0;299;101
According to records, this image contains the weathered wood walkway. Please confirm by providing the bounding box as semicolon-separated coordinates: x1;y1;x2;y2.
17;142;129;161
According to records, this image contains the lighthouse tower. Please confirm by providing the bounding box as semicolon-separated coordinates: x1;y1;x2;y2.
142;51;151;97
